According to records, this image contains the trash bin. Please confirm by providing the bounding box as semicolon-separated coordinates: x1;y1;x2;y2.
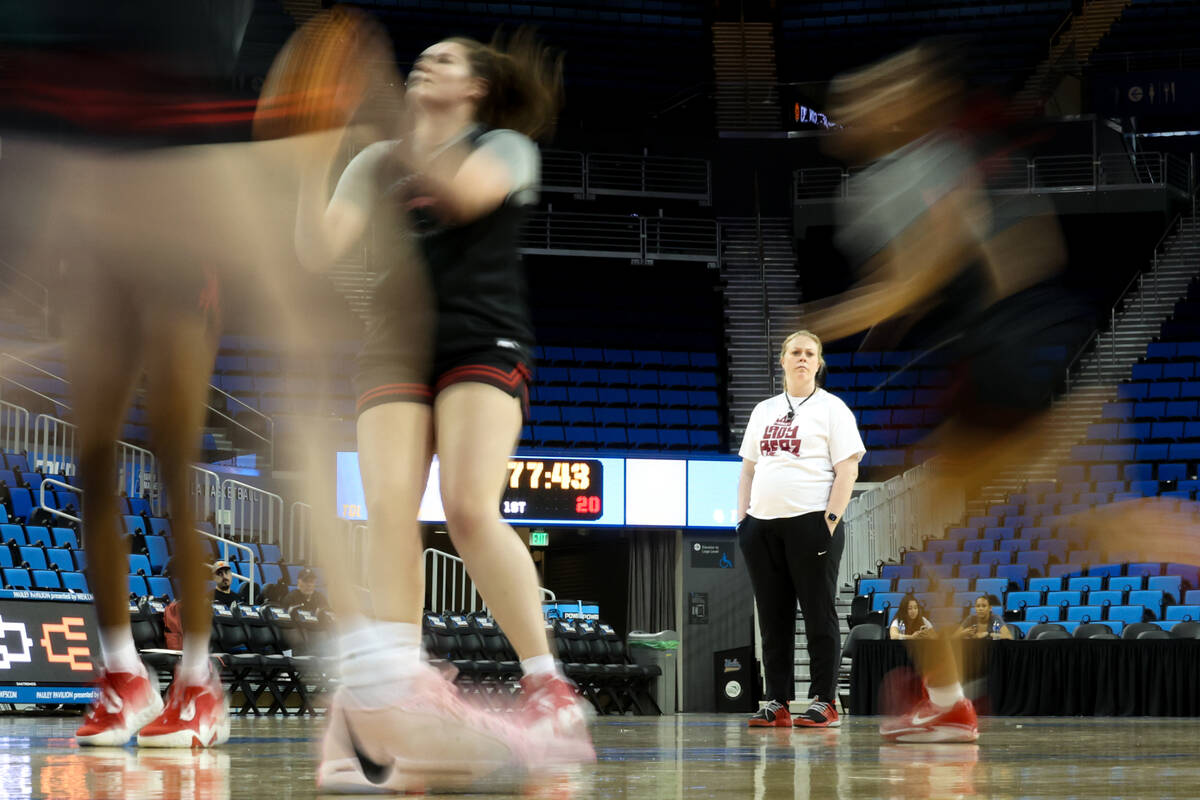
628;630;679;714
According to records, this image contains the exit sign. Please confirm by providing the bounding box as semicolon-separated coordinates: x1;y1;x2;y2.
529;531;549;547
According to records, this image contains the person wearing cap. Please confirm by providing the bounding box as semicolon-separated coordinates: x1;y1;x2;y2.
282;568;329;613
212;561;249;607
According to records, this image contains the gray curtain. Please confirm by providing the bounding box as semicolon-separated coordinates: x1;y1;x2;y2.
627;532;676;634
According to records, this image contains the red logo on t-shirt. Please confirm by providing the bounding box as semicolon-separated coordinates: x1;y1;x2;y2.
760;416;801;456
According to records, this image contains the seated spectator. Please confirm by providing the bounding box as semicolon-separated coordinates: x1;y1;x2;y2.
957;595;1012;640
282;568;329;613
889;593;934;640
260;579;291;607
212;560;249;606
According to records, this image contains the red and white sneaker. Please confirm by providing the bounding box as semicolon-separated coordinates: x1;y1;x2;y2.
317;665;534;794
793;699;841;728
880;697;979;743
76;669;164;747
519;673;596;766
747;700;791;728
137;672;230;748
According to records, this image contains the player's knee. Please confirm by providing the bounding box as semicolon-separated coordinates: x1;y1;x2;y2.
442;495;496;539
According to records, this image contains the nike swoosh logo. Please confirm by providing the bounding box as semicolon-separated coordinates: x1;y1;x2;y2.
909;711;941;726
346;718;392;785
817;551;827;556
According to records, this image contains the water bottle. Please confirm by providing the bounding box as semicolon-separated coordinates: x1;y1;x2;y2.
991;617;1002;635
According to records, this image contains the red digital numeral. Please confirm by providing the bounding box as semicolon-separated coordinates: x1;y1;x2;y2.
575;496;601;514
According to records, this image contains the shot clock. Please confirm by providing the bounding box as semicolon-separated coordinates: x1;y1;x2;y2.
503;459;603;521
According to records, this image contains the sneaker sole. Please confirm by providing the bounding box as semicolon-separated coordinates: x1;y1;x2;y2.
747;720;791;728
76;694;165;747
794;719;841;728
137;717;231;749
317;757;530;795
886;725;979;744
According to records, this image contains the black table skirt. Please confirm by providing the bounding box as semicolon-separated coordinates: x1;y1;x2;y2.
850;639;1200;716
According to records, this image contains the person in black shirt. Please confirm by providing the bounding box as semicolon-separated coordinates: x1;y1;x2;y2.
211;561;248;607
281;568;329;613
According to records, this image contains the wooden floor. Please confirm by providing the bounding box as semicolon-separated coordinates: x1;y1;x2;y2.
2;713;1199;798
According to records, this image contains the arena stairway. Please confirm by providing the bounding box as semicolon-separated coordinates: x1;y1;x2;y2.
720;217;801;445
974;214;1200;508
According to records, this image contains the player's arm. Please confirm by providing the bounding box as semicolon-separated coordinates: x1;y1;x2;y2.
294;134;385;272
737;459;756;523
799;184;988;342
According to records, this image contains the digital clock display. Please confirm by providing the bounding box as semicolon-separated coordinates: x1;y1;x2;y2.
502;459;603;521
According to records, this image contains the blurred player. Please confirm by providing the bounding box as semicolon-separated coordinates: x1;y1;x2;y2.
276;18;594;791
805;41;1092;742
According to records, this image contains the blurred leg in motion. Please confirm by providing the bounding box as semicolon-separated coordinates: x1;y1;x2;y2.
68;271;165;747
137;292;230;748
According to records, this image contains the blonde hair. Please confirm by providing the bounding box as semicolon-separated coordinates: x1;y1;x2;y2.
779;330;825;370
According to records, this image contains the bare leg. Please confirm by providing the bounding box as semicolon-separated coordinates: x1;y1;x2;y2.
435;384;549;661
355;402;433;624
142;311;218;649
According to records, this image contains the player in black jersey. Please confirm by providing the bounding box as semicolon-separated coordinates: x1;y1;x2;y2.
293;29;594;792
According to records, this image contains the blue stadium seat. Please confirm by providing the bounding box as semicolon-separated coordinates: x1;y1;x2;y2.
23;526;52;547
963;539;994;555
1107;605;1147;626
1147;575;1182;603
593;407;626;427
18;547;47;570
1148;382;1181;400
996;564;1030;585
1131;363;1161;380
1046;590;1081;608
1123;463;1154;482
568;387;600;405
979;551;1013;569
942;578;970;593
143;536;170;574
128;554;152;577
0;523;27;545
1036;539;1067;560
562;406;595;426
128;497;152;516
1166;400;1197;419
121;515;145;535
2;568;32;589
1165;564;1200;590
6;488;34;522
947;527;978;543
1070;445;1102;461
689;390;720;409
47;549;74;572
967;516;999;529
903;551;936;568
1016;551;1050;573
689;430;720;450
1100;403;1131;421
602;348;633;366
958;564;991;581
1116;383;1147;400
1186;590;1200;605
1109;575;1145;593
1146;342;1176;360
1087;564;1123;579
32;570;61;591
61;572;88;593
659;429;689;449
1020;526;1051;541
1006;591;1042;612
926;540;959;555
1028;577;1061;593
1025;605;1061;623
1164;605;1200;622
872;592;904;612
690;352;719;369
627;429;658;448
951;592;976;611
974;578;1009;597
1067;576;1104;593
999;539;1032;554
895;578;930;594
941;552;973;569
51;527;77;549
596;428;629;448
1088;590;1123;608
1063;605;1100;623
688;409;720;428
858;578;892;595
880;565;914;580
1170;443;1200;460
632;350;665;368
982;527;1015;542
1003;515;1034;529
922;564;955;581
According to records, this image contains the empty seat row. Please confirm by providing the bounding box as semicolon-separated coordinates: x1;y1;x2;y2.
523;425;720;450
537;347;717;370
530;386;719;408
528;406;720;428
1115;381;1200;400
1086;421;1200;442
1103;399;1200;421
536;367;718;390
1070;442;1200;462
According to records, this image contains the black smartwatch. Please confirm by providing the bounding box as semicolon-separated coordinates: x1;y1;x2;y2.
826;512;839;524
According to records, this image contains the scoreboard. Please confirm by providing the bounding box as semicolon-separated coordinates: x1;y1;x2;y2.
337;451;743;529
0;591;99;704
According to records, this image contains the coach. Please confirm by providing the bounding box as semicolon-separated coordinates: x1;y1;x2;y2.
737;330;865;729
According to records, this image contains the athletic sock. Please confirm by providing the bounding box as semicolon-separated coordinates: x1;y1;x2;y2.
520;653;560;680
926;682;965;710
99;625;143;675
178;634;213;685
338;617;423;708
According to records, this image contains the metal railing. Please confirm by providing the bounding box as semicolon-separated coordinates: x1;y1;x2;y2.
795;151;1191;202
218;478;283;552
841;462;965;589
0;400;30;456
423;547;556;614
118;441;159;516
191;466;221;528
518;211;720;266
198;529;256;605
38;477;82;527
206;384;275;466
540;150;712;204
288;501;312;564
33;414;77;477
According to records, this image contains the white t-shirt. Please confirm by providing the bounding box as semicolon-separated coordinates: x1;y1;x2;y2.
739;389;865;519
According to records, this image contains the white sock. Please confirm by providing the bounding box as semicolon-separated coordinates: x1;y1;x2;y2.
927;682;965;710
338;618;423;708
178;634;213;685
520;654;560;680
99;626;143;675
